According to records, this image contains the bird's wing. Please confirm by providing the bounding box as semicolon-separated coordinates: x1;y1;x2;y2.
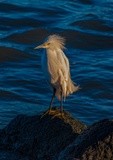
62;51;70;74
58;50;71;80
55;50;72;99
47;49;70;85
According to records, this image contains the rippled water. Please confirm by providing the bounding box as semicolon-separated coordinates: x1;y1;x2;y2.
0;0;113;128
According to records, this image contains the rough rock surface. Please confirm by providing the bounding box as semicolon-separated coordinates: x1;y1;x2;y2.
0;151;27;160
0;108;86;160
58;119;113;160
0;108;113;160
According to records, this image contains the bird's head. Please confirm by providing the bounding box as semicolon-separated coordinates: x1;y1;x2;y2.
34;34;65;50
34;41;50;49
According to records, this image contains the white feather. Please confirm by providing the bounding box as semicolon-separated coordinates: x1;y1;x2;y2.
39;34;79;100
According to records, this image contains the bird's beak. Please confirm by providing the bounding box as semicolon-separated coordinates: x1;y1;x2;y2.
34;44;44;49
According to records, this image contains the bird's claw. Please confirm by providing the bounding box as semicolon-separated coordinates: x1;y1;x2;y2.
41;110;50;119
41;109;56;119
51;112;64;119
41;108;64;119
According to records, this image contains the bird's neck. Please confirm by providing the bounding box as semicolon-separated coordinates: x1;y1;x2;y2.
46;48;57;56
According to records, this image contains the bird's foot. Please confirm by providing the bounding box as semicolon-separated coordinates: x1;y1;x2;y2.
41;109;55;118
41;107;64;119
51;111;64;119
41;110;50;119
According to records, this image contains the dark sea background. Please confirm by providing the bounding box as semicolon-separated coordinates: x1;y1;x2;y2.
0;0;113;128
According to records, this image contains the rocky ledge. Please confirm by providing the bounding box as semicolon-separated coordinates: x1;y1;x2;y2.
0;108;113;160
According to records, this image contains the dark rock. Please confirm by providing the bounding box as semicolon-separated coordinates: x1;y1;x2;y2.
58;119;113;160
0;151;28;160
1;109;112;160
0;108;86;160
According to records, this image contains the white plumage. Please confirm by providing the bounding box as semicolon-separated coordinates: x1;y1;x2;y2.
35;35;79;112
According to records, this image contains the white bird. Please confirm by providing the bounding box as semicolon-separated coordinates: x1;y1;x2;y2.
35;34;79;114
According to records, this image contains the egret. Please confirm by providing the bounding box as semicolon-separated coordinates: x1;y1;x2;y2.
34;35;79;115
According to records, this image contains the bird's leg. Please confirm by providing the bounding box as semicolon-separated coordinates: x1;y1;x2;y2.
60;92;64;115
49;88;56;111
52;92;64;119
60;99;63;113
41;88;56;118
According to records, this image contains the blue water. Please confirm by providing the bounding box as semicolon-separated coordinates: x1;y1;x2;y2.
0;0;113;128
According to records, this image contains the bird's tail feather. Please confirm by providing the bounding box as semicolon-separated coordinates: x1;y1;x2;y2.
55;78;80;100
66;78;80;97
